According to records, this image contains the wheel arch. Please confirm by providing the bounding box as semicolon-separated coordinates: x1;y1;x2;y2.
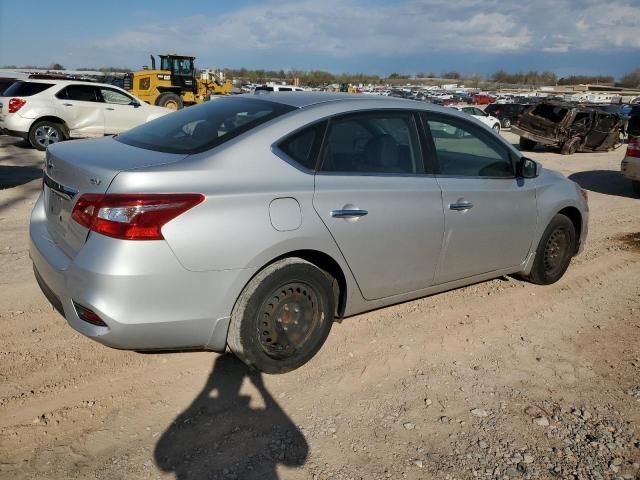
557;206;582;253
30;116;69;136
238;249;349;318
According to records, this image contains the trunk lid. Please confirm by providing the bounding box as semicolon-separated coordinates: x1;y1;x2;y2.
43;136;187;258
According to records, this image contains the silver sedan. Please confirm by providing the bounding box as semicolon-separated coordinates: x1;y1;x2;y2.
30;93;589;373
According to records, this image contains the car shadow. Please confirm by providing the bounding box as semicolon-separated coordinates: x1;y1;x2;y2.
154;354;308;480
0;165;42;190
568;170;639;199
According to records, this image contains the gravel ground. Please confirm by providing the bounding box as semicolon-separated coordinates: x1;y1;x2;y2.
0;132;639;480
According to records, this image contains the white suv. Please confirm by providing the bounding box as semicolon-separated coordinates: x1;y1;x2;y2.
0;79;169;150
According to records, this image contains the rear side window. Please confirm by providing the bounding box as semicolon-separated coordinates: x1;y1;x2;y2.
3;81;54;97
319;112;424;175
56;85;99;102
531;104;568;122
277;122;326;170
117;97;295;154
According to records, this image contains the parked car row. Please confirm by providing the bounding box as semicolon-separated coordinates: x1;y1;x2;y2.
0;79;169;150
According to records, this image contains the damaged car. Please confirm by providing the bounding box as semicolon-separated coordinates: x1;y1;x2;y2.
512;102;625;155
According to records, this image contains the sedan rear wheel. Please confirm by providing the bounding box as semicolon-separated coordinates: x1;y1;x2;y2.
524;214;576;285
227;258;335;374
29;121;65;151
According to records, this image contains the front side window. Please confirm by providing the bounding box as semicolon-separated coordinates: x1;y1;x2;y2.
100;87;133;105
425;115;514;178
57;85;99;102
117;97;295;154
320;112;424;174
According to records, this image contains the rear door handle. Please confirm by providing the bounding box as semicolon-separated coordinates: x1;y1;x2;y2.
449;202;474;211
331;209;368;218
62;103;73;106
105;107;115;111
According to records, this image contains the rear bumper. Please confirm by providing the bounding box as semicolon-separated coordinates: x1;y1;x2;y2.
621;156;640;181
511;126;560;147
0;114;30;139
29;193;256;352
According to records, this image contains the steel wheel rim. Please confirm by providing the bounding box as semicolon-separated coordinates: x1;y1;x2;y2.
543;227;569;276
165;100;178;110
34;126;60;147
257;282;323;359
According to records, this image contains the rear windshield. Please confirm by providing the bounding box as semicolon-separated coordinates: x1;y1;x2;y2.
2;81;54;97
116;97;295;154
531;104;568;122
0;79;16;95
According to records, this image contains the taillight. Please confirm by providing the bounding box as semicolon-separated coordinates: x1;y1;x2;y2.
71;193;205;240
8;98;26;113
626;137;640;158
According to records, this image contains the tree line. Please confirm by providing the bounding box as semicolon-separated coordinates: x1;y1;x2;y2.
2;63;639;89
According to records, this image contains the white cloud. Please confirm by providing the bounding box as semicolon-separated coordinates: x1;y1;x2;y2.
83;0;640;65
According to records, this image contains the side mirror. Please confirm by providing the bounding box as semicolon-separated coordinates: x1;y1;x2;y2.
130;100;141;108
519;157;540;178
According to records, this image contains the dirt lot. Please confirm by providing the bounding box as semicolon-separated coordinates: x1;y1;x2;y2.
0;132;639;480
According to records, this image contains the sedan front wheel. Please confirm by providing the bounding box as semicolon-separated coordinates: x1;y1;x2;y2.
524;214;576;285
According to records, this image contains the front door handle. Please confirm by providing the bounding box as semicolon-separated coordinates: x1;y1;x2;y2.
62;103;73;106
331;209;368;218
449;202;474;211
105;107;115;111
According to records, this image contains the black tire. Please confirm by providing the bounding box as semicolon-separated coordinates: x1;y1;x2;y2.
502;118;512;129
28;120;65;151
492;123;501;133
227;258;335;374
155;92;184;110
519;137;537;151
524;214;576;285
632;180;640;195
561;137;580;155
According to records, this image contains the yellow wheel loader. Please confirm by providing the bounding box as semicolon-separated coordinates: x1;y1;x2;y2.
124;54;232;110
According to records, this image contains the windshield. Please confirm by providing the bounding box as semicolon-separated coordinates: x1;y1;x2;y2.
160;56;193;75
116;97;295;154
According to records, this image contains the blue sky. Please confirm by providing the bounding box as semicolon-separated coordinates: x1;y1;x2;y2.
0;0;639;78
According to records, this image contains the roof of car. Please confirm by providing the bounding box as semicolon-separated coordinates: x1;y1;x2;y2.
13;79;112;88
239;91;425;109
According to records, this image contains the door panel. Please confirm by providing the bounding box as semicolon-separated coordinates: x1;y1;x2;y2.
424;113;537;283
54;85;104;137
436;177;536;283
98;87;145;134
312;111;444;300
314;175;444;299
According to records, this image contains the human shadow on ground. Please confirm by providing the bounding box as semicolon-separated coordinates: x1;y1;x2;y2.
154;354;308;480
569;170;639;199
0;165;42;190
